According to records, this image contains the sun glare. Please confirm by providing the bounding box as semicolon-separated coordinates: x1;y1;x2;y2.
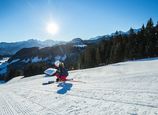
46;22;59;35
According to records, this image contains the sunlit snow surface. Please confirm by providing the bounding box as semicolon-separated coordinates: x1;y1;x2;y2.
0;58;158;115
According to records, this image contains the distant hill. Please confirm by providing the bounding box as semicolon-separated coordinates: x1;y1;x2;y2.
0;39;65;56
0;42;86;80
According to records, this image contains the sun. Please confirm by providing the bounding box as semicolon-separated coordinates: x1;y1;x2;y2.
46;22;59;35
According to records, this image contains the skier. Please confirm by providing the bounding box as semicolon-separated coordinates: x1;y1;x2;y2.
54;60;69;82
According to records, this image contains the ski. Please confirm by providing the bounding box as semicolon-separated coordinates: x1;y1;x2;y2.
42;81;55;85
42;78;85;85
66;79;86;83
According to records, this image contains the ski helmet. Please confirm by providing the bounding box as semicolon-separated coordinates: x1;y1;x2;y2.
54;60;60;67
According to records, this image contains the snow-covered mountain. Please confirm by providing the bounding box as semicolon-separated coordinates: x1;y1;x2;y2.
111;30;127;36
90;28;141;41
111;28;141;36
0;58;158;114
0;39;64;56
70;38;87;47
0;43;86;78
89;35;108;40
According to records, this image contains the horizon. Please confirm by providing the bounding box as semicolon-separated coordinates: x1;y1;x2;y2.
1;0;158;42
0;27;140;43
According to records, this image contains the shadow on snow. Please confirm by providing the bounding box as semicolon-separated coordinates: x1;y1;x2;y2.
57;82;73;94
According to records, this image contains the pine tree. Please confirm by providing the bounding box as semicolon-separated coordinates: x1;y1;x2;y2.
155;22;158;56
129;27;135;35
146;18;154;30
141;24;145;31
96;47;101;65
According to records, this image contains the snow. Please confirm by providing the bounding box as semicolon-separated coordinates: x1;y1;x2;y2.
54;55;61;60
61;54;67;61
73;44;87;48
0;58;9;75
22;57;48;63
31;56;42;63
89;28;141;41
43;57;49;61
0;57;9;64
22;58;30;63
9;59;20;64
54;54;67;61
0;58;158;114
89;36;103;40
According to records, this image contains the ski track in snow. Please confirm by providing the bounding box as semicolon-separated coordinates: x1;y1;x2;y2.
1;58;158;114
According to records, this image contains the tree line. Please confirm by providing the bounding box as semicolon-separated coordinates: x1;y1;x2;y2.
78;18;158;68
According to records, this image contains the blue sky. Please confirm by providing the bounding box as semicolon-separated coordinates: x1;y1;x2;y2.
0;0;158;42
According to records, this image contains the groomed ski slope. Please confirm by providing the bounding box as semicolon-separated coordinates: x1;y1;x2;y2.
1;58;158;115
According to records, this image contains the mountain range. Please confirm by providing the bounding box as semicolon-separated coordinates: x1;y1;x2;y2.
0;39;65;56
0;28;140;57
